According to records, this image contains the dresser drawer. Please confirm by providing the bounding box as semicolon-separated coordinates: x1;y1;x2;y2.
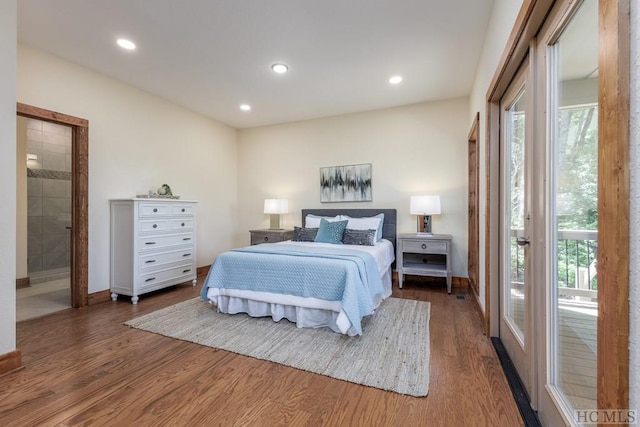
171;204;195;216
169;218;194;231
403;240;447;254
139;264;195;291
139;219;170;233
139;203;172;217
139;233;194;250
250;231;285;244
139;247;194;271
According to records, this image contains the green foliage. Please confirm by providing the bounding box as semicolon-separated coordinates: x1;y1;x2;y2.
508;104;598;291
555;105;598;231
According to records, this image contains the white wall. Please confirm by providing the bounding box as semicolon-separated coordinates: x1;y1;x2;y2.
469;0;525;312
0;0;17;355
17;44;239;294
629;0;639;414
238;98;470;277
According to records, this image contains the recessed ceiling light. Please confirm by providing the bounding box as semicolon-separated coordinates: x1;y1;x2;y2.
389;75;403;85
117;38;136;50
240;104;251;112
271;63;289;74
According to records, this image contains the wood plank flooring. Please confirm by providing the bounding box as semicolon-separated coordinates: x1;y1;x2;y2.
1;277;523;426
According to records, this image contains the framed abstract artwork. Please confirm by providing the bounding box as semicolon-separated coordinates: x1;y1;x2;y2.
320;163;372;202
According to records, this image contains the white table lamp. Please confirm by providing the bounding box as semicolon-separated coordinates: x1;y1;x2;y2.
264;198;288;230
410;195;441;234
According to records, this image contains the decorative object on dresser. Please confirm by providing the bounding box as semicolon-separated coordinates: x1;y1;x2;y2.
249;228;293;245
157;183;173;196
263;198;288;229
136;183;179;199
409;195;441;233
396;233;452;293
320;163;372;202
110;199;197;304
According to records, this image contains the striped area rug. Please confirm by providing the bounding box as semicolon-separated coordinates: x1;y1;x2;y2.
125;297;430;396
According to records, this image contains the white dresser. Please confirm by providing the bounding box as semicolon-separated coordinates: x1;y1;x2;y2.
110;198;197;304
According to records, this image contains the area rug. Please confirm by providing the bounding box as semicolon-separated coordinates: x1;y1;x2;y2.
125;297;430;396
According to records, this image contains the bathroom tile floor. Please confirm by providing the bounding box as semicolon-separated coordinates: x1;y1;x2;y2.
17;278;71;322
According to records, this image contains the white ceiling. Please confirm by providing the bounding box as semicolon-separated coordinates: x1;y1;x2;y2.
17;0;495;129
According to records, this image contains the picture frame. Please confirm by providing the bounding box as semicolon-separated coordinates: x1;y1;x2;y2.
320;163;372;203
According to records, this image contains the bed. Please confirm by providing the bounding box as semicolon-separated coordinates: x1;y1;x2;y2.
201;209;397;336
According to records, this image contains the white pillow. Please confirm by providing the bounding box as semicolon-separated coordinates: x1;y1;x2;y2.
305;214;343;228
343;216;383;241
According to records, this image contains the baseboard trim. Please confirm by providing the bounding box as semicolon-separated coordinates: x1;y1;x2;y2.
16;277;30;289
0;349;22;376
470;291;487;335
452;276;470;290
197;265;211;277
88;290;112;305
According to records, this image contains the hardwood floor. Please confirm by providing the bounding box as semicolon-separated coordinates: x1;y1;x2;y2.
1;277;523;426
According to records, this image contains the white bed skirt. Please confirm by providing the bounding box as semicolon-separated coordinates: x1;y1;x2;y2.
208;267;393;336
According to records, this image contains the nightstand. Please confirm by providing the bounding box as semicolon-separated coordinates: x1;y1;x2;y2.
250;229;293;245
396;233;453;293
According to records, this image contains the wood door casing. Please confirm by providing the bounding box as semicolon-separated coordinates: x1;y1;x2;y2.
468;113;480;298
17;103;89;309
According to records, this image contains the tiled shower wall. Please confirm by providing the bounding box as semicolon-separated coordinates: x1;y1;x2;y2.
26;119;72;280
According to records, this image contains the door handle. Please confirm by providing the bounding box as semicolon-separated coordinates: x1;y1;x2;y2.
516;237;531;246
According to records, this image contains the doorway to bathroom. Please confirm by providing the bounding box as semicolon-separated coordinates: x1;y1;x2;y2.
16;103;89;318
16;115;73;321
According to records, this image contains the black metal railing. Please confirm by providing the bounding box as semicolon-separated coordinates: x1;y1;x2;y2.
509;229;597;297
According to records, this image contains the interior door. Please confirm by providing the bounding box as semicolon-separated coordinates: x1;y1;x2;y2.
499;58;535;402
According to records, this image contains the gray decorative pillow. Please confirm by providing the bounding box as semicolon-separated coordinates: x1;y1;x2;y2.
292;226;318;242
342;228;376;246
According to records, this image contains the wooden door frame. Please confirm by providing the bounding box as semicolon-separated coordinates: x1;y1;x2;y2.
484;0;629;416
467;112;481;319
17;103;89;309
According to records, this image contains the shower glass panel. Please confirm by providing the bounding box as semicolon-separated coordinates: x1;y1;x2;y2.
26;118;72;284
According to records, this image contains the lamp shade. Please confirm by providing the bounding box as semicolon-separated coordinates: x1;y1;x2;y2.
410;195;441;215
264;198;288;214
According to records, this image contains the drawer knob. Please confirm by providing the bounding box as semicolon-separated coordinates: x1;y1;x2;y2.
183;253;191;257
145;260;156;264
183;237;191;241
181;208;186;212
183;269;191;273
153;208;158;213
181;222;185;227
145;277;156;282
153;224;157;228
421;243;427;249
145;242;156;245
264;236;269;241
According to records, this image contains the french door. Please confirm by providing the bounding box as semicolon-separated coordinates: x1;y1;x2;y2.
499;59;534;402
498;0;598;425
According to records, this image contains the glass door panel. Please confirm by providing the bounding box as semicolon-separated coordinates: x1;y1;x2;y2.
548;0;598;418
506;90;527;342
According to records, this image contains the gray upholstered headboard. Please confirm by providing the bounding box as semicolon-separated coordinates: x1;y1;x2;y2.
301;208;397;252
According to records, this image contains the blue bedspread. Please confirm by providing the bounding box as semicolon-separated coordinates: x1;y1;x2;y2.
200;243;385;335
